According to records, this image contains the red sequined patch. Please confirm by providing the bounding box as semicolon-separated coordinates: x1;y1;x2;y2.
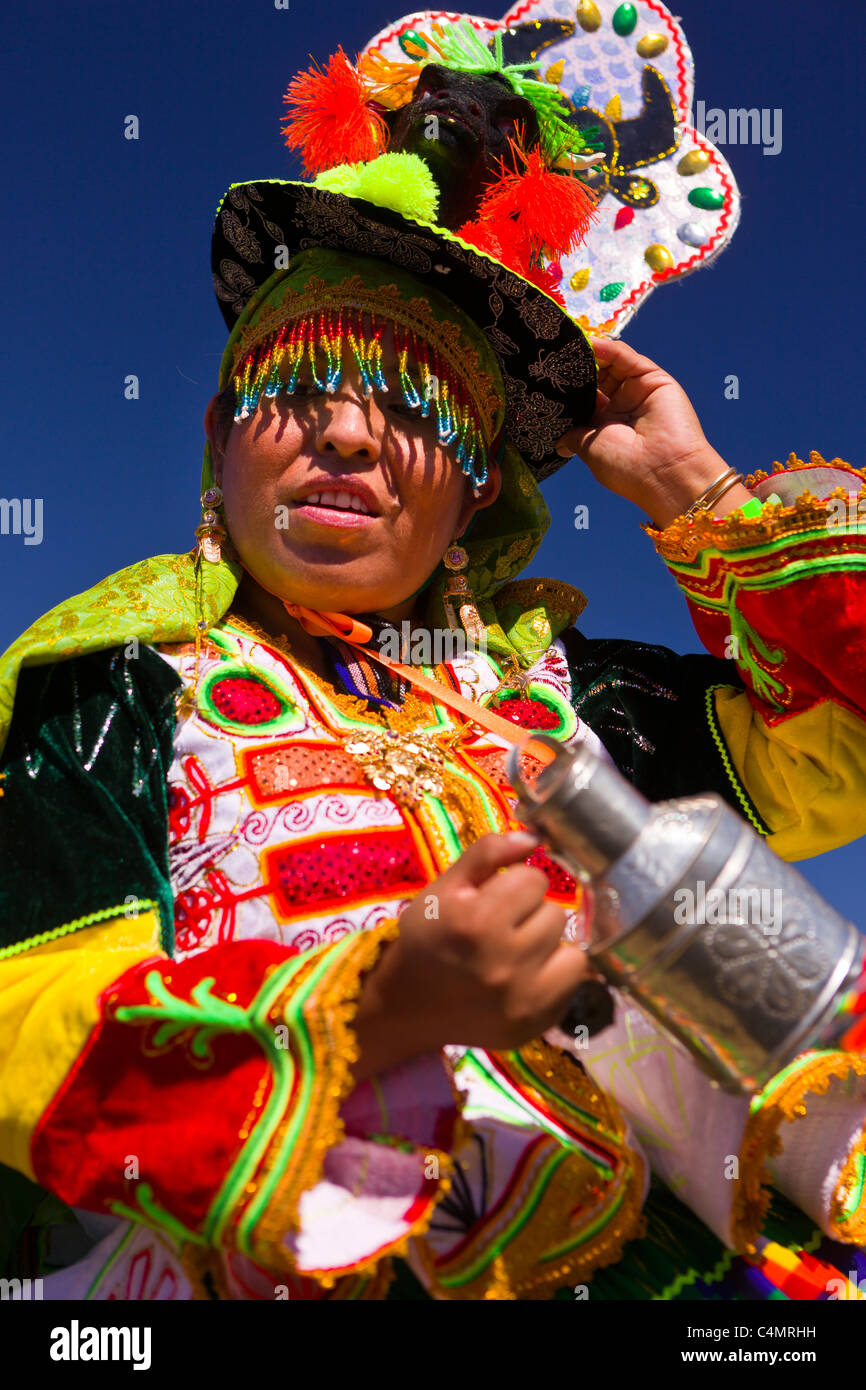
525;845;577;898
493;697;560;730
210;677;282;724
265;829;427;916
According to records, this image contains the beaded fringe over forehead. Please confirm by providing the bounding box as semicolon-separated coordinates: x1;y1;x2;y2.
230;305;491;489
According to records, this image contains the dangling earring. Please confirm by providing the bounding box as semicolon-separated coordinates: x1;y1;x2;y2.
442;540;485;646
196;486;226;563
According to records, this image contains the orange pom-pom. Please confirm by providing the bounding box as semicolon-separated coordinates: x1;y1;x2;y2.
477;148;597;259
357;50;423;112
282;48;388;175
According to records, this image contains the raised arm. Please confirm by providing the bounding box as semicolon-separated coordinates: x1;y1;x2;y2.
557;338;866;861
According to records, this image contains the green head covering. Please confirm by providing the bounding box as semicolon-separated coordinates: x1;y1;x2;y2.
202;246;507;497
0;249;585;758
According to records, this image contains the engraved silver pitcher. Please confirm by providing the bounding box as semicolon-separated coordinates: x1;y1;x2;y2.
507;735;865;1094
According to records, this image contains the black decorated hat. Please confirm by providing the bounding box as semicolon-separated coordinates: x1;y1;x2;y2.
211;179;598;481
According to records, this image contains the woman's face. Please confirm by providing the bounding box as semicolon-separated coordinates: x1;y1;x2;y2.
206;325;501;618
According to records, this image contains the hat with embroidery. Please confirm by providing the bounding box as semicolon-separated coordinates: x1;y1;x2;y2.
211;16;607;482
211;5;741;482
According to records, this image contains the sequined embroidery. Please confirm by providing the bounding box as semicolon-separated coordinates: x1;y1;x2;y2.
155;619;603;957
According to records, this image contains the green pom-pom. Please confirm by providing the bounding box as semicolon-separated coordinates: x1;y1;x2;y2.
314;153;440;224
355;153;440;222
313;163;360;196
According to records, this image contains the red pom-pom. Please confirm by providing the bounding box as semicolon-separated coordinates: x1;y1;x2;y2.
456;215;527;268
476;148;597;259
282;48;387;175
456;215;565;303
521;261;566;306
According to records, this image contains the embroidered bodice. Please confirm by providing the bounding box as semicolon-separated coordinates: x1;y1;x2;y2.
156;616;605;958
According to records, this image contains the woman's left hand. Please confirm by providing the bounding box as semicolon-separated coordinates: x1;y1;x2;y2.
554;337;753;528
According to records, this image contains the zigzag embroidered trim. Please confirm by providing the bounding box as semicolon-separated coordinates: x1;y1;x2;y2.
0;901;161;962
703;686;768;836
646;452;866;565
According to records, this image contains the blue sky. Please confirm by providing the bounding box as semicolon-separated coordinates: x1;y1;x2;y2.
2;0;863;919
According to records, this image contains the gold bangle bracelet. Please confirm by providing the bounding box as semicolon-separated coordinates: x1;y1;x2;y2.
704;472;748;512
683;467;744;520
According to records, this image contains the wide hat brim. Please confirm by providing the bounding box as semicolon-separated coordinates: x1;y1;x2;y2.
212;180;597;481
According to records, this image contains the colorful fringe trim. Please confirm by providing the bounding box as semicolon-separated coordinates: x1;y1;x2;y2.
231;307;489;490
747;1236;866;1301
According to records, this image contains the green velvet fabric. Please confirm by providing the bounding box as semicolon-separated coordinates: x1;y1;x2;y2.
562;630;769;830
0;645;181;958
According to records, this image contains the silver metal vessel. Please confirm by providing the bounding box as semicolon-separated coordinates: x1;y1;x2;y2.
507;735;864;1093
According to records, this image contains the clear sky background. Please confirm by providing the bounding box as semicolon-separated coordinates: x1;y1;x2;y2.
2;0;863;919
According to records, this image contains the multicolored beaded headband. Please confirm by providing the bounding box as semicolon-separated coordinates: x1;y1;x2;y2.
229;305;492;491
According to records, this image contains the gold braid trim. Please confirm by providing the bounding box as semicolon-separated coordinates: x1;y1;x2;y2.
221;610;294;659
742;450;866;489
732;1050;866;1255
229;273;501;443
412;1141;646;1301
493;577;588;625
244;918;460;1290
412;1039;647;1300
831;1122;866;1244
249;919;394;1258
180;1243;233;1301
647;452;866;565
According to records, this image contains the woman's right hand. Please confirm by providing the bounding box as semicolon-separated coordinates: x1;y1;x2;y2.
353;831;589;1080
